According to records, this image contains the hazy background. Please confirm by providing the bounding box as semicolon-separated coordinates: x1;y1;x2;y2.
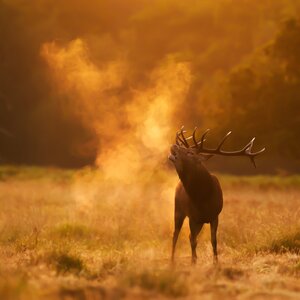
1;0;300;173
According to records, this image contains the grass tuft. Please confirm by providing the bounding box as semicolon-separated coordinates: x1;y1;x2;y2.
294;261;300;274
51;223;92;240
47;251;85;274
259;230;300;254
221;267;245;280
124;269;188;297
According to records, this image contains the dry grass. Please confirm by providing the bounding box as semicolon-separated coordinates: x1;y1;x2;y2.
0;166;299;299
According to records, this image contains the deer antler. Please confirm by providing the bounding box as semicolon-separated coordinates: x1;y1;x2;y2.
176;126;190;147
176;126;265;167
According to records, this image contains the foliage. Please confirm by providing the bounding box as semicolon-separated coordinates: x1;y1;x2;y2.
204;18;300;159
1;1;300;166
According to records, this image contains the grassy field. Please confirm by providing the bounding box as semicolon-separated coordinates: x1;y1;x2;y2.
0;166;299;299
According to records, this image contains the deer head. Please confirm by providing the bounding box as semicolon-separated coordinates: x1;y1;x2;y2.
168;126;265;175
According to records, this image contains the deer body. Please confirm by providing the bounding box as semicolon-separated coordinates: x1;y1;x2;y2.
175;167;223;224
170;144;223;263
169;127;265;264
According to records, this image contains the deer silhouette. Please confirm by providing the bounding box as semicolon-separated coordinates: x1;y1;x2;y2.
168;127;265;264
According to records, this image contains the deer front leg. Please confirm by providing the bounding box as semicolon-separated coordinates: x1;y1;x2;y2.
210;217;219;264
171;213;185;263
189;219;203;264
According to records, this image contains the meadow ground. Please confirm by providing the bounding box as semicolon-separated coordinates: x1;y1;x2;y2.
0;166;299;300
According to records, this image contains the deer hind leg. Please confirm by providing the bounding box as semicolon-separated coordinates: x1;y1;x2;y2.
171;212;185;263
210;217;219;264
189;219;204;264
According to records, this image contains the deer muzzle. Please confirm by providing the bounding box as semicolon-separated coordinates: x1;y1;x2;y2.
168;144;179;162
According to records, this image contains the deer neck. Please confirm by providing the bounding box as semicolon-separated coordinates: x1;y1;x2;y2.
178;163;214;201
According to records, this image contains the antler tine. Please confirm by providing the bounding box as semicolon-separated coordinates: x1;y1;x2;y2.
244;139;257;168
182;127;198;147
239;138;266;167
175;132;180;146
176;131;185;146
180;126;189;147
242;137;256;152
183;127;201;148
252;147;266;156
244;137;266;156
192;127;198;147
245;138;266;168
250;156;257;168
216;131;232;150
176;127;189;147
198;129;210;149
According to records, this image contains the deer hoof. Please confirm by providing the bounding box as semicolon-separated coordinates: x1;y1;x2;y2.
191;257;197;265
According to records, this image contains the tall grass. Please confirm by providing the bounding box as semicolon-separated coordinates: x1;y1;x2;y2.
0;166;299;299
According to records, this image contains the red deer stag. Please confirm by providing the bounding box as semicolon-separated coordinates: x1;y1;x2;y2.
168;127;265;264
